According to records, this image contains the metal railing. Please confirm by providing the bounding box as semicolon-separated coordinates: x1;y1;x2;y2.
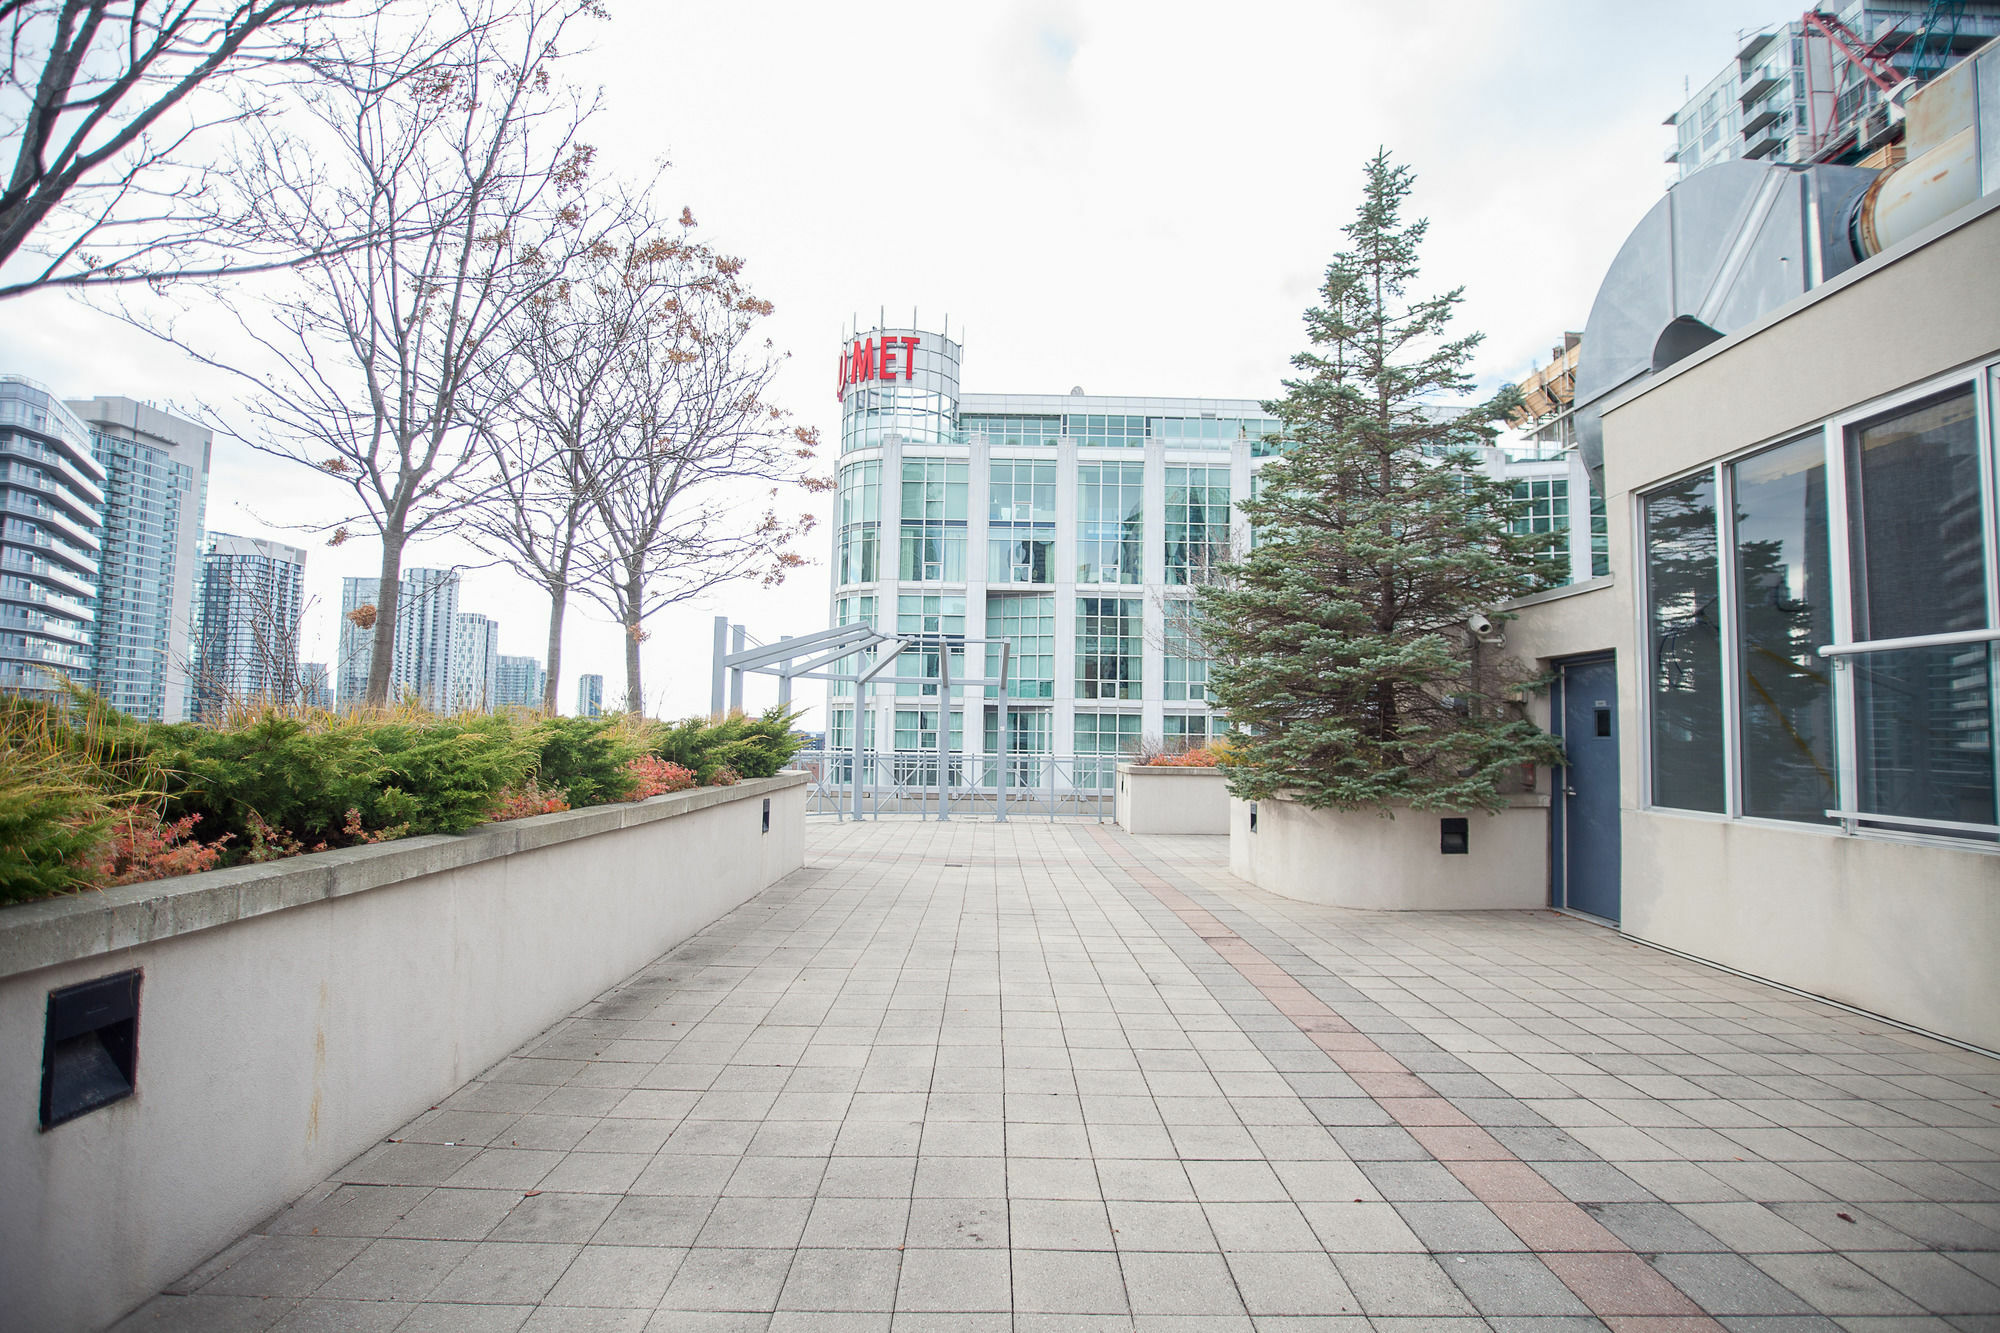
794;748;1119;820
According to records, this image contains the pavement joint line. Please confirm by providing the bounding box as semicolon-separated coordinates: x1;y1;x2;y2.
1081;821;1729;1328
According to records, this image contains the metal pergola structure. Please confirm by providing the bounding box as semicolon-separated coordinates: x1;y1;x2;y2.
711;616;1018;821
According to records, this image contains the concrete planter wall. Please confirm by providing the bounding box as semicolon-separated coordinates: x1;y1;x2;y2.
0;773;806;1333
1229;793;1549;911
1115;763;1231;835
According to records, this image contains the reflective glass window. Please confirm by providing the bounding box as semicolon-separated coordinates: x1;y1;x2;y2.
986;592;1054;700
898;459;967;582
1731;436;1835;822
1077;462;1144;584
1165;466;1231;586
1077;596;1142;700
1644;472;1726;812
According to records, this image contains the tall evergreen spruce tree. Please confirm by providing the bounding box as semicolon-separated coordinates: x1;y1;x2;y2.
1199;153;1563;811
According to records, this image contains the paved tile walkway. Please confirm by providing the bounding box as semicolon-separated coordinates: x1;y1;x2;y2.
118;819;2000;1332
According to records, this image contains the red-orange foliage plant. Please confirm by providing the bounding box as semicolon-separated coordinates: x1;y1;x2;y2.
625;755;696;799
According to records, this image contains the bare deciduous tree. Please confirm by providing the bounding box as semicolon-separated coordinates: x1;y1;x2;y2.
578;230;829;713
151;0;606;707
0;0;379;297
462;195;712;714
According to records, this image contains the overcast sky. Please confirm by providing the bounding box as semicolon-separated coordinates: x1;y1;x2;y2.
0;0;1787;726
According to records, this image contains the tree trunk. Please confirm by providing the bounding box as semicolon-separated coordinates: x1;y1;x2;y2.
622;567;645;715
365;529;406;708
542;581;566;714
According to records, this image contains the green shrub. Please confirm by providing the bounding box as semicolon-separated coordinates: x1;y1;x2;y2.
148;713;382;847
650;706;807;784
0;747;113;904
528;715;643;807
368;713;537;835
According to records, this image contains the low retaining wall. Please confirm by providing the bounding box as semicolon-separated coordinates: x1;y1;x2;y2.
1230;793;1549;910
0;773;806;1333
1116;763;1230;835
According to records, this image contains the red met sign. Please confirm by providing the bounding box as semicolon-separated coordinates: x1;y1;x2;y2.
837;334;921;399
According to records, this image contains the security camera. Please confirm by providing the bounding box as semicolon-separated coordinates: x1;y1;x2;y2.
1466;613;1494;636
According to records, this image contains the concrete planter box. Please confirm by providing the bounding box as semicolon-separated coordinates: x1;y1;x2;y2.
1115;762;1231;835
0;773;806;1333
1229;793;1549;910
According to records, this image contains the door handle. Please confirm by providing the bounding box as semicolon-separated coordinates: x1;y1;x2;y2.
1564;786;1579;797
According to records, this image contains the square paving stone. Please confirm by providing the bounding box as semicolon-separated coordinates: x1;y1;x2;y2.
315;1239;475;1301
1013;1249;1130;1314
543;1245;685;1308
1332;1253;1480;1317
1119;1250;1245;1315
1226;1250;1360;1316
1107;1199;1219;1251
778;1248;901;1312
429;1240;581;1304
1435;1252;1591;1317
895;1248;1012;1312
490;1192;620;1243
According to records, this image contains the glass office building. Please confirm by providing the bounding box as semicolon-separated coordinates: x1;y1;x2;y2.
826;325;1593;774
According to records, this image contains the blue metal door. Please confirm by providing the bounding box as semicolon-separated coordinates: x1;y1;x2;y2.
1554;656;1621;922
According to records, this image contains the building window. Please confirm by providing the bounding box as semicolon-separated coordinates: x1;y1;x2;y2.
1077;461;1144;584
1643;471;1726;813
1731;435;1834;823
1164;466;1230;586
895;594;965;698
1077;596;1141;700
988;459;1055;583
898;459;967;582
1074;711;1140;788
836;460;880;585
1589;489;1609;579
831;594;876;698
1640;375;1998;839
1845;388;1993;832
1065;413;1147;445
1510;477;1570;586
1163;615;1208;702
986;592;1054;700
960;414;1059;446
1163;714;1212;750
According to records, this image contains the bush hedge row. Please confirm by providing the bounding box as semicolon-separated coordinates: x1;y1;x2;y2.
0;698;808;906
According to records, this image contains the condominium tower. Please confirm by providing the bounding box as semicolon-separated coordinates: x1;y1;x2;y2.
193;533;307;720
0;379;103;699
452;613;500;713
68;396;210;722
1665;2;2000;182
336;567;460;710
577;673;603;718
494;654;546;709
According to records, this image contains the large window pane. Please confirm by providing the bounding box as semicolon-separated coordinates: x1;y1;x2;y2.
1077;462;1144;584
1645;473;1725;812
1077;596;1141;700
1732;436;1835;822
1854;642;1996;831
1847;387;1985;640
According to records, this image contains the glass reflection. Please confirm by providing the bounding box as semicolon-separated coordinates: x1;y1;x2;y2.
1732;436;1835;822
1645;473;1725;812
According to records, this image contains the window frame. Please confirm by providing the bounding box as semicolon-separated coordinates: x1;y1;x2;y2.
1635;358;2000;844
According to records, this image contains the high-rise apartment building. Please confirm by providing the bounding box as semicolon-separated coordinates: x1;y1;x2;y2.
825;325;1595;775
1665;3;2000;182
68;396;210;722
0;378;103;699
494;654;546;709
577;673;603;717
301;661;331;710
451;612;500;713
192;533;307;720
336;567;459;710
